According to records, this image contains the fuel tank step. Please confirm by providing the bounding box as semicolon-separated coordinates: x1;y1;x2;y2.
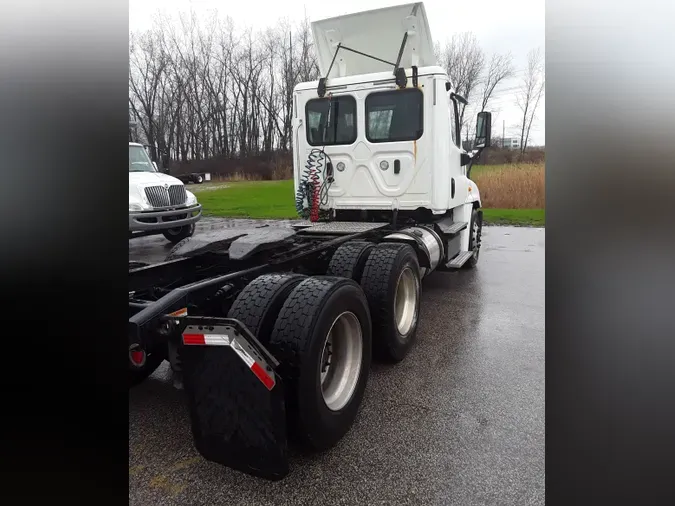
437;220;467;235
444;250;474;269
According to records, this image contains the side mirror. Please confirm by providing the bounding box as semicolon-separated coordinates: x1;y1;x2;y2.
161;154;170;169
475;111;492;148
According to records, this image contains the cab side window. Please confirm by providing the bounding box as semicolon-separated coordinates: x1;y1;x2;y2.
448;100;457;146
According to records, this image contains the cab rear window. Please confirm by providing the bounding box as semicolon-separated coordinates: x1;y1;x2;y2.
306;96;357;146
366;89;423;143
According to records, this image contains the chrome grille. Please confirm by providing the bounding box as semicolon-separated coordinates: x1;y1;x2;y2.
144;185;187;208
144;186;170;207
168;185;187;206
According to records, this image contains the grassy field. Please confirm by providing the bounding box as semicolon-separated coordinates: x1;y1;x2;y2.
482;208;545;226
193;180;298;219
192;163;545;225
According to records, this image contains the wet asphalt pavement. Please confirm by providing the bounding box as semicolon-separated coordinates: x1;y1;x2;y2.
129;219;545;505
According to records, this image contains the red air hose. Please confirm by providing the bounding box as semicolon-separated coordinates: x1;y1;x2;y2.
309;161;321;222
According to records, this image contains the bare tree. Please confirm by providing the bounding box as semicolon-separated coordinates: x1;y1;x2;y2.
478;52;514;112
438;32;485;142
516;47;545;154
129;30;170;158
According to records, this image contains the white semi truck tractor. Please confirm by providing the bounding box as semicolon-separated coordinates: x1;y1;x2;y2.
128;2;491;480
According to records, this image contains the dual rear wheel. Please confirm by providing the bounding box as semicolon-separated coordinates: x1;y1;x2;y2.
328;240;422;361
229;274;372;451
226;241;422;451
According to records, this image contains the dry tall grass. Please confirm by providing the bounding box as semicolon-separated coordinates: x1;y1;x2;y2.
472;163;545;208
210;161;294;182
272;163;293;181
214;172;263;182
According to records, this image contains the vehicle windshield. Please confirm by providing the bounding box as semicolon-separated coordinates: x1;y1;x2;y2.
129;145;156;172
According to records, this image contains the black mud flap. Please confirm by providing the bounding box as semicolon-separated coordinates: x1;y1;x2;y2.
178;317;288;480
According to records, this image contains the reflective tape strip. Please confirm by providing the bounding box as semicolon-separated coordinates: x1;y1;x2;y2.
204;334;231;346
230;339;254;367
181;330;275;390
183;333;230;346
182;333;205;345
169;307;188;317
251;362;275;390
231;339;275;390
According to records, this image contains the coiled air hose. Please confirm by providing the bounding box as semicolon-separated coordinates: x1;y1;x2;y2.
296;94;337;221
295;149;333;221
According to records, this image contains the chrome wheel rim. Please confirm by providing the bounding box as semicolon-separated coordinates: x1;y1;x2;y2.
320;311;363;411
394;267;419;336
471;217;481;259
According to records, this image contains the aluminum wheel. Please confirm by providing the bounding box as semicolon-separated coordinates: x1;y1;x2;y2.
320;311;363;411
471;215;482;260
394;267;419;336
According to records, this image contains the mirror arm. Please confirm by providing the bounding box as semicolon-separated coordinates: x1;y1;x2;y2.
465;147;486;180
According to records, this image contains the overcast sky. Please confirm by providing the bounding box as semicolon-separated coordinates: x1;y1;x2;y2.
129;0;545;145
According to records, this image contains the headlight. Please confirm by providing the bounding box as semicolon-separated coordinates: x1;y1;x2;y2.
129;202;143;212
186;191;197;206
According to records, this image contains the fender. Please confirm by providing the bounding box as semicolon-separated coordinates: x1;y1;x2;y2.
465;178;481;208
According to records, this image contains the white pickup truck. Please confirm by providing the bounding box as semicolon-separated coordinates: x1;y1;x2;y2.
128;142;202;243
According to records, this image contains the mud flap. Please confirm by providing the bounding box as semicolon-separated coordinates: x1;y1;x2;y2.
178;317;288;480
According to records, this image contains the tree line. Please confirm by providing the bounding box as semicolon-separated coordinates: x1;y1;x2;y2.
129;10;544;162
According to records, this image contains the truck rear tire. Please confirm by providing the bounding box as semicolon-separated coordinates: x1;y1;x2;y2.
196;174;204;184
326;241;374;282
360;243;421;363
162;223;195;244
227;273;307;344
269;277;372;452
463;208;483;269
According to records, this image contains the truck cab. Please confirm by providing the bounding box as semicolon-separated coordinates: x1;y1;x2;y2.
128;142;202;243
293;2;490;229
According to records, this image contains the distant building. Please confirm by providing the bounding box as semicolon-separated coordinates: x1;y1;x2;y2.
502;137;521;150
